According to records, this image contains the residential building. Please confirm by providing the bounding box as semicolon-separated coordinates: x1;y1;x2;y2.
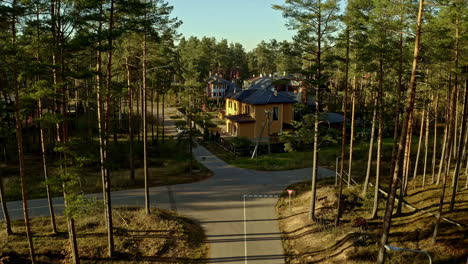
224;89;295;139
206;75;239;99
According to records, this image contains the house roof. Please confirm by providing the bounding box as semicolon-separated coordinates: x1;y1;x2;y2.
225;114;256;123
227;89;296;105
321;112;346;123
207;75;240;95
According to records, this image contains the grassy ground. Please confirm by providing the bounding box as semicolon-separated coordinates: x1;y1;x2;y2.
2;139;212;201
0;207;208;264
276;175;468;264
202;137;398;172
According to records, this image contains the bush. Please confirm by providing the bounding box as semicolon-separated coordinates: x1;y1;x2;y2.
230;137;253;148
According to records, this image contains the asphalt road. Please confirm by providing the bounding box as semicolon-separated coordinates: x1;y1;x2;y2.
2;108;335;263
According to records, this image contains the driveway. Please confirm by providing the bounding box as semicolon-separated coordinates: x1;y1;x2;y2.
2;108;335;264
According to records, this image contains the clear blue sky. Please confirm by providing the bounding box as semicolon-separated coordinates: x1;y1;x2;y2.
169;0;295;51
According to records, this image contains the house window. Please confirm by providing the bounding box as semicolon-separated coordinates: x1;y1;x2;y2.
234;103;237;111
244;105;250;114
273;107;279;120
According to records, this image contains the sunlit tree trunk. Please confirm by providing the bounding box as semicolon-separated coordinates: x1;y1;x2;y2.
362;94;377;196
433;72;457;243
422;105;430;186
335;26;348;226
372;77;384;219
432;94;439;184
449;78;466;211
309;7;322;221
12;1;36;261
376;1;424;262
156;90;160;142
391;22;404;174
142;31;150;215
104;0;115;255
412;109;426;180
126;57;135;182
38;99;57;234
347;76;356;187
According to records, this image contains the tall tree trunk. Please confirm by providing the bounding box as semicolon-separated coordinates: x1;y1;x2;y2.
104;0;115;256
12;2;36;261
156;91;160;143
95;6;111;260
412;109;426;180
449;77;466;211
362;94;378;196
151;90;154;142
391;24;404;174
143;32;150;215
432;94;439;184
422;104;430;186
376;0;424;262
347;76;356;187
335;26;348;226
437;112;449;185
38;99;57;234
372;76;384;219
162;92;165;143
309;12;322;221
126;57;135;182
433;71;458;242
0;170;12;235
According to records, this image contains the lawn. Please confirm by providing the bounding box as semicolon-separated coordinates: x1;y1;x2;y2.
202;137;401;173
0;207;208;263
276;175;468;263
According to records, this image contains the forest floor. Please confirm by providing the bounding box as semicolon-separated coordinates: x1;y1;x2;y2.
0;207;209;264
276;176;468;264
1;138;213;202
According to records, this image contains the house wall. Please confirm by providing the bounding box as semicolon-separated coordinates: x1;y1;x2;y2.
226;98;241;115
225;98;294;139
207;82;227;98
238;122;255;138
253;103;293;138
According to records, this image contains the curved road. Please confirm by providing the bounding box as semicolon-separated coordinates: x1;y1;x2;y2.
2;108;335;264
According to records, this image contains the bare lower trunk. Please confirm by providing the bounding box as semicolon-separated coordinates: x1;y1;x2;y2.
449;78;467;211
362;89;377;196
156;91;159;142
433;80;457;242
0;170;12;235
412;109;426;180
151;91;154;142
371;90;383;219
422;105;430;186
347;77;356;187
376;1;423;262
104;0;115;255
96;7;113;259
336;28;349;224
39;99;57;234
143;33;150;215
162;93;165;143
126;57;135;181
12;4;36;261
432;94;439;184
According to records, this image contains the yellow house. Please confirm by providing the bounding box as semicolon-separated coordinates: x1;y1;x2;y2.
224;89;296;139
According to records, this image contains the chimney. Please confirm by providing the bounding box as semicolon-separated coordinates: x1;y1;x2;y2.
274;90;278;96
